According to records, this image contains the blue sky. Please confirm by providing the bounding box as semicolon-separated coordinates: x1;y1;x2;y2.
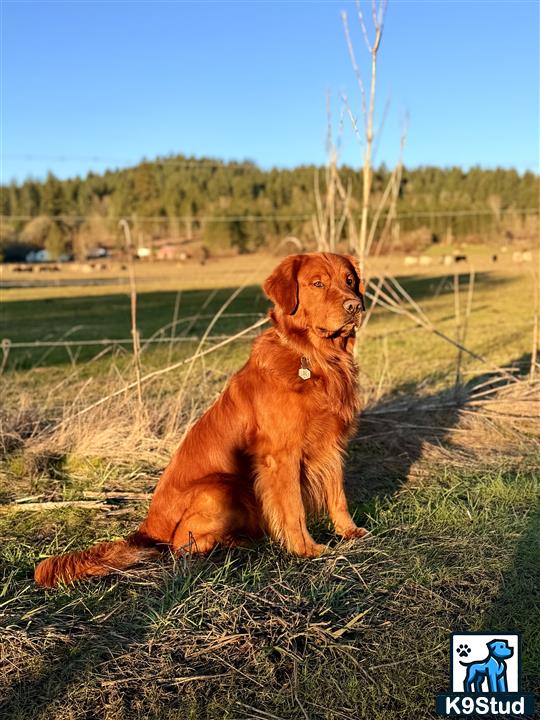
2;0;538;183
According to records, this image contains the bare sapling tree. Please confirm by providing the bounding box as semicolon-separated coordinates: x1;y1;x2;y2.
342;0;388;271
312;94;353;252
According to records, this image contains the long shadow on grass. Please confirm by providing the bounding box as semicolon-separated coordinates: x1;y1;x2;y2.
345;388;461;508
0;627;132;718
480;494;540;695
0;559;188;719
344;352;532;512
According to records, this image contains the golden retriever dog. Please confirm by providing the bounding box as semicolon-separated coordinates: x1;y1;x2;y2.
35;252;367;587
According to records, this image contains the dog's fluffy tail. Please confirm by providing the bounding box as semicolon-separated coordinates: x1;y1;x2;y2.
34;531;159;588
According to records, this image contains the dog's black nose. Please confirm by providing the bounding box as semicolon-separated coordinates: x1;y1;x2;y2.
343;298;361;314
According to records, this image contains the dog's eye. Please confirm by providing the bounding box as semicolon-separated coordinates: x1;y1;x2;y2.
313;281;325;288
346;276;354;286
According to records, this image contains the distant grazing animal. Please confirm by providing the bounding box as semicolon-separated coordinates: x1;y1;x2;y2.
460;639;514;693
511;251;532;263
454;255;467;263
35;253;368;588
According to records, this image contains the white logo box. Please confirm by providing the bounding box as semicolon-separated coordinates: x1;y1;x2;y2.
451;633;519;693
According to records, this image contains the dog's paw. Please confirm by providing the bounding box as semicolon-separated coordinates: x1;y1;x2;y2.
301;542;327;558
340;526;369;540
457;644;471;658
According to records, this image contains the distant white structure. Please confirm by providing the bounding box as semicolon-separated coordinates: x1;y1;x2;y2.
404;256;419;266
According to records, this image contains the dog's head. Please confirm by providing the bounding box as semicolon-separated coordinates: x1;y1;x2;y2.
487;640;514;660
263;252;365;338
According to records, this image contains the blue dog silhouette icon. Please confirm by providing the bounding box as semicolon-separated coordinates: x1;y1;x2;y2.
460;639;514;692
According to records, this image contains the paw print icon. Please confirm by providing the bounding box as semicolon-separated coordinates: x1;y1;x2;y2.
456;643;471;658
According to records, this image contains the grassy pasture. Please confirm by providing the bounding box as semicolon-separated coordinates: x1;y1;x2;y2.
0;254;539;720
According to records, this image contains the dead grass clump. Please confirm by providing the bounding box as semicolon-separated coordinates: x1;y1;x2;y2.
347;372;540;504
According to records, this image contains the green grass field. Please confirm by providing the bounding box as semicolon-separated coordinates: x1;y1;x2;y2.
1;255;539;720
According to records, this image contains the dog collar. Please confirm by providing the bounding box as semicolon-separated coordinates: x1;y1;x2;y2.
298;356;311;381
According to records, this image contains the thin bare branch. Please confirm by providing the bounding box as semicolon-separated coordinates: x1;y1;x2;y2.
53;317;269;428
356;0;373;53
341;94;363;146
365;281;522;385
341;11;367;125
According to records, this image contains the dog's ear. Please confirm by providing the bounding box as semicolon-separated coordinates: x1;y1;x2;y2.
345;254;366;311
263;255;303;315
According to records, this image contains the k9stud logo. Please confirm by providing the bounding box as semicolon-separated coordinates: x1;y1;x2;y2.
435;632;535;716
451;634;518;693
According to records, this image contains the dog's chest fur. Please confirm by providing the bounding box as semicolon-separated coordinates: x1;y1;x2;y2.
254;328;360;431
309;371;359;462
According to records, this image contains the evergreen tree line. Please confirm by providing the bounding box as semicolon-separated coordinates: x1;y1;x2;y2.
1;156;538;259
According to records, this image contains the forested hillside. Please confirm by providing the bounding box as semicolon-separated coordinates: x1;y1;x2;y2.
1;156;538;259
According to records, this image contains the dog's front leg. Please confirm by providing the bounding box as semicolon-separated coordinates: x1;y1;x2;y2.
254;451;325;557
311;452;368;540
